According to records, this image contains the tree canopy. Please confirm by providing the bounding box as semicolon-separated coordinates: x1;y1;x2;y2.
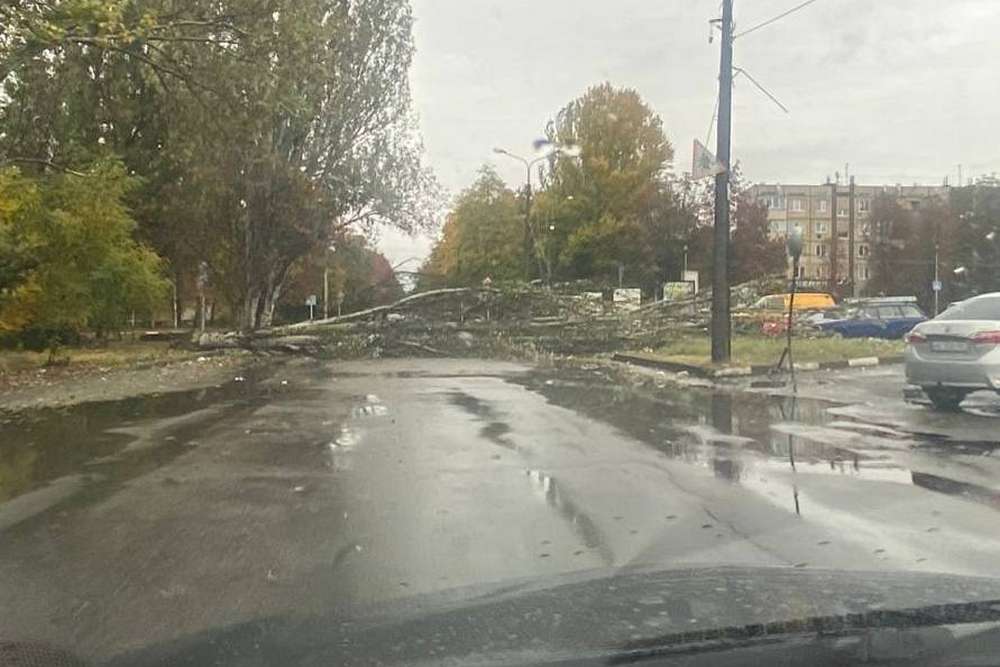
1;0;438;333
280;234;404;321
421;166;522;287
0;162;167;344
423;83;786;295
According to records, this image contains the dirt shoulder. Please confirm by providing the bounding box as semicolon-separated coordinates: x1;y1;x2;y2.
0;346;270;414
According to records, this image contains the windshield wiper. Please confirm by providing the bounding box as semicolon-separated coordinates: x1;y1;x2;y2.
608;598;1000;664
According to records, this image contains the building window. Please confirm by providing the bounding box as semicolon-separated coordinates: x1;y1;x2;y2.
789;198;804;212
818;200;828;213
815;266;825;278
769;220;786;236
838;207;848;217
815;243;827;257
859;266;870;280
797;265;806;279
858;244;870;257
858;198;870;212
760;194;785;210
815;222;828;236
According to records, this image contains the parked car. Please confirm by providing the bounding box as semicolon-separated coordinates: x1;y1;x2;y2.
904;292;1000;410
752;292;837;335
815;297;927;339
751;292;837;312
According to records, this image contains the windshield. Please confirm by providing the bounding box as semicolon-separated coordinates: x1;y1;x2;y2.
2;1;1000;665
939;296;1000;321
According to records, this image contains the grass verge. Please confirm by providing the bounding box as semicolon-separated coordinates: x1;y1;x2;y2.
646;334;904;368
0;340;197;376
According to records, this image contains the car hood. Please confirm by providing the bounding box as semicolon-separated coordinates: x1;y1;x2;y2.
109;565;1000;666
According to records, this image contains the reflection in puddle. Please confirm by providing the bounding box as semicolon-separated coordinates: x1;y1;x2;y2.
331;426;361;450
328;394;389;469
0;371;273;531
352;394;388;418
446;390;518;450
525;469;613;564
518;367;1000;523
912;472;1000;508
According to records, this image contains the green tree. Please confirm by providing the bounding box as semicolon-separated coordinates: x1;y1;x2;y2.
869;194;962;311
0;161;167;342
540;83;684;291
685;163;786;287
950;180;1000;300
421;166;522;286
280;234;403;320
730;192;786;284
2;0;438;331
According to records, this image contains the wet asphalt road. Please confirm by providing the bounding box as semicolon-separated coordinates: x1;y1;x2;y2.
2;358;1000;663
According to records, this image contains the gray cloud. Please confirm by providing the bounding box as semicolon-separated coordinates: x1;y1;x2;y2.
379;0;999;265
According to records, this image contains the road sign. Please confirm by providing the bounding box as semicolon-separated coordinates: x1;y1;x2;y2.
692;139;726;179
932;280;942;292
613;288;642;312
305;295;317;306
683;270;700;294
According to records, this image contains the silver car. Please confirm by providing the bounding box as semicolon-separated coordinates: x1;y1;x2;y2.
904;293;1000;411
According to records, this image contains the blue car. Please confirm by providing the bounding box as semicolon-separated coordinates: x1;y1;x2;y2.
816;298;928;339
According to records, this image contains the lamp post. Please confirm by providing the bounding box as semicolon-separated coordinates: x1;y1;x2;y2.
774;228;804;382
494;141;581;281
323;244;336;320
933;242;940;317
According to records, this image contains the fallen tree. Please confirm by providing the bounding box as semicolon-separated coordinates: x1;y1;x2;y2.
193;276;797;359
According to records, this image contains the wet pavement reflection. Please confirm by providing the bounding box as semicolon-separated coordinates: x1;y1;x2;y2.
4;358;1000;663
0;368;286;527
516;366;1000;526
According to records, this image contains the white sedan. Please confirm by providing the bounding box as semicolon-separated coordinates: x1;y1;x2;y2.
904;293;1000;410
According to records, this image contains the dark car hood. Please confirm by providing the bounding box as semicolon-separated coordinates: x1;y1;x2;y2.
108;565;1000;666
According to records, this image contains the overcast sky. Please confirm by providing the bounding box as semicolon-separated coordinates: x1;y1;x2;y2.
379;0;1000;266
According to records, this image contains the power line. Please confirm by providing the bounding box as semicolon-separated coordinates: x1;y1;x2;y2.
706;93;719;145
733;66;790;113
734;0;824;39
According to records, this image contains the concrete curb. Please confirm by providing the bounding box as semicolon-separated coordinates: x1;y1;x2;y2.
611;352;904;379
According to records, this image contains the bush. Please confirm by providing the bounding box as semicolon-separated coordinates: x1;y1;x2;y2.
1;325;81;351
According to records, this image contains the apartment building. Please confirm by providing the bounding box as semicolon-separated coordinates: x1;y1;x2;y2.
748;181;949;294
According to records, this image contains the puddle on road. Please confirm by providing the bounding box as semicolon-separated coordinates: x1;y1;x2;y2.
446;390;518;450
515;367;1000;517
0;370;278;526
524;469;614;564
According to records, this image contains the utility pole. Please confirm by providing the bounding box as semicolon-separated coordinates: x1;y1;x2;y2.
323;266;330;319
711;0;734;363
829;183;838;290
171;279;179;329
196;261;208;333
523;163;533;279
848;175;856;297
934;243;940;316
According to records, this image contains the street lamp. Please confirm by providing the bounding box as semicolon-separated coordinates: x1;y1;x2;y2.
493;140;581;280
323;244;336;320
774;228;804;382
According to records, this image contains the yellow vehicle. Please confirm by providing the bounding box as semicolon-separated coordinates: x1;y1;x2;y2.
752;292;837;312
